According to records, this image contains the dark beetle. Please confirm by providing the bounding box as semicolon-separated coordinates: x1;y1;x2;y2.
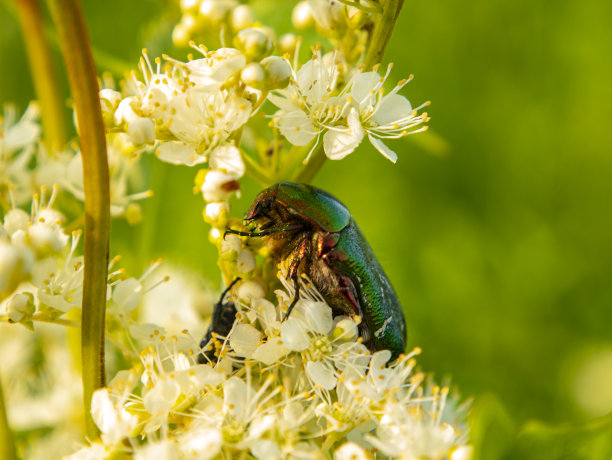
198;278;241;364
227;182;406;360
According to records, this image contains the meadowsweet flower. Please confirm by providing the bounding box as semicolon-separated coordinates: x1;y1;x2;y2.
346;67;430;162
269;53;429;163
268;50;346;156
63;138;153;220
67;275;469;458
0;103;41;205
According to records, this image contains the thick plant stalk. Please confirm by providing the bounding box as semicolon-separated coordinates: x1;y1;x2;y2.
363;0;405;70
15;0;68;153
47;0;110;438
0;377;16;460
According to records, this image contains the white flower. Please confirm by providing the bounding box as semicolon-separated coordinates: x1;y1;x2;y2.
156;88;250;168
63;139;152;220
200;168;241;203
32;235;83;313
347;67;429;162
334;442;370;460
270;55;429;163
185;48;246;90
0;239;33;300
91;388;139;445
268;51;347;155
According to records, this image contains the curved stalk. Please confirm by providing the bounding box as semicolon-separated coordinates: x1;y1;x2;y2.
0;377;16;460
363;0;405;70
47;0;110;438
15;0;68;153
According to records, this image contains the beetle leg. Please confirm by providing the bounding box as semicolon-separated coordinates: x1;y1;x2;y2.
284;276;300;320
197;277;242;364
281;234;310;320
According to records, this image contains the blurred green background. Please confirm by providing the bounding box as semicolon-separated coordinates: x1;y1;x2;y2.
2;0;612;455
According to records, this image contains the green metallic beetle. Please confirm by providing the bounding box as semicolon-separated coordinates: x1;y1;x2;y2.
227;182;406;360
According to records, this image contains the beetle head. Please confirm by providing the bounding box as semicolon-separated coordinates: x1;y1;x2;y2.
244;183;280;224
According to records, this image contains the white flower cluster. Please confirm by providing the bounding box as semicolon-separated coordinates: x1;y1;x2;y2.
0;187;70;307
270;51;429;163
67;278;471;460
0;103;151;222
0;188;166;331
102;47;258;171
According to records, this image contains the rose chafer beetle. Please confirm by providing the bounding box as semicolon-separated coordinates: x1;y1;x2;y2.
227;182;406;360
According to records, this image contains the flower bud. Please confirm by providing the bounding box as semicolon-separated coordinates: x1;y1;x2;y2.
237;279;265;303
292;1;313;30
220;233;241;257
172;14;197;48
208;227;223;244
199;0;236;25
205;201;230;225
99;89;122;127
236;249;256;275
261;56;291;90
3;209;29;235
233;27;274;62
230;5;254;31
27;221;68;257
201;170;240;203
6;292;35;323
240;62;265;89
0;242;32;299
278;33;298;55
180;0;199;13
332;317;358;341
126;117;155;145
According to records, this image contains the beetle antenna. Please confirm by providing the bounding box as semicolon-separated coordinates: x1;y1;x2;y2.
224;223;305;238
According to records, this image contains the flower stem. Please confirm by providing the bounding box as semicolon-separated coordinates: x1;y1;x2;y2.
363;0;405;70
292;144;327;184
47;0;110;438
0;377;16;460
15;0;68;153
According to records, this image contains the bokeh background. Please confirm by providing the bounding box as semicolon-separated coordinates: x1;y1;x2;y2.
1;0;611;456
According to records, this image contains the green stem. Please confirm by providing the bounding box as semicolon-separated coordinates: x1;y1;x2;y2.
292;144;327;184
243;153;272;187
363;0;405;70
15;0;68;153
0;377;16;460
47;0;110;439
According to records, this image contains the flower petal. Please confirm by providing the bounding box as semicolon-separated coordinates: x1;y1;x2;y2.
323;109;363;160
368;134;398;163
156;141;206;166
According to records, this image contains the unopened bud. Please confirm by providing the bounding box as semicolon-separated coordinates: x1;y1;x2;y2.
240;62;265;88
199;0;235;25
333;317;358;341
236;249;256;275
220;233;241;256
127;117;155;145
261;56;291;90
233;27;274;61
7;292;35;323
292;1;313;30
230;5;254;31
278;33;298;54
99;89;122;127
